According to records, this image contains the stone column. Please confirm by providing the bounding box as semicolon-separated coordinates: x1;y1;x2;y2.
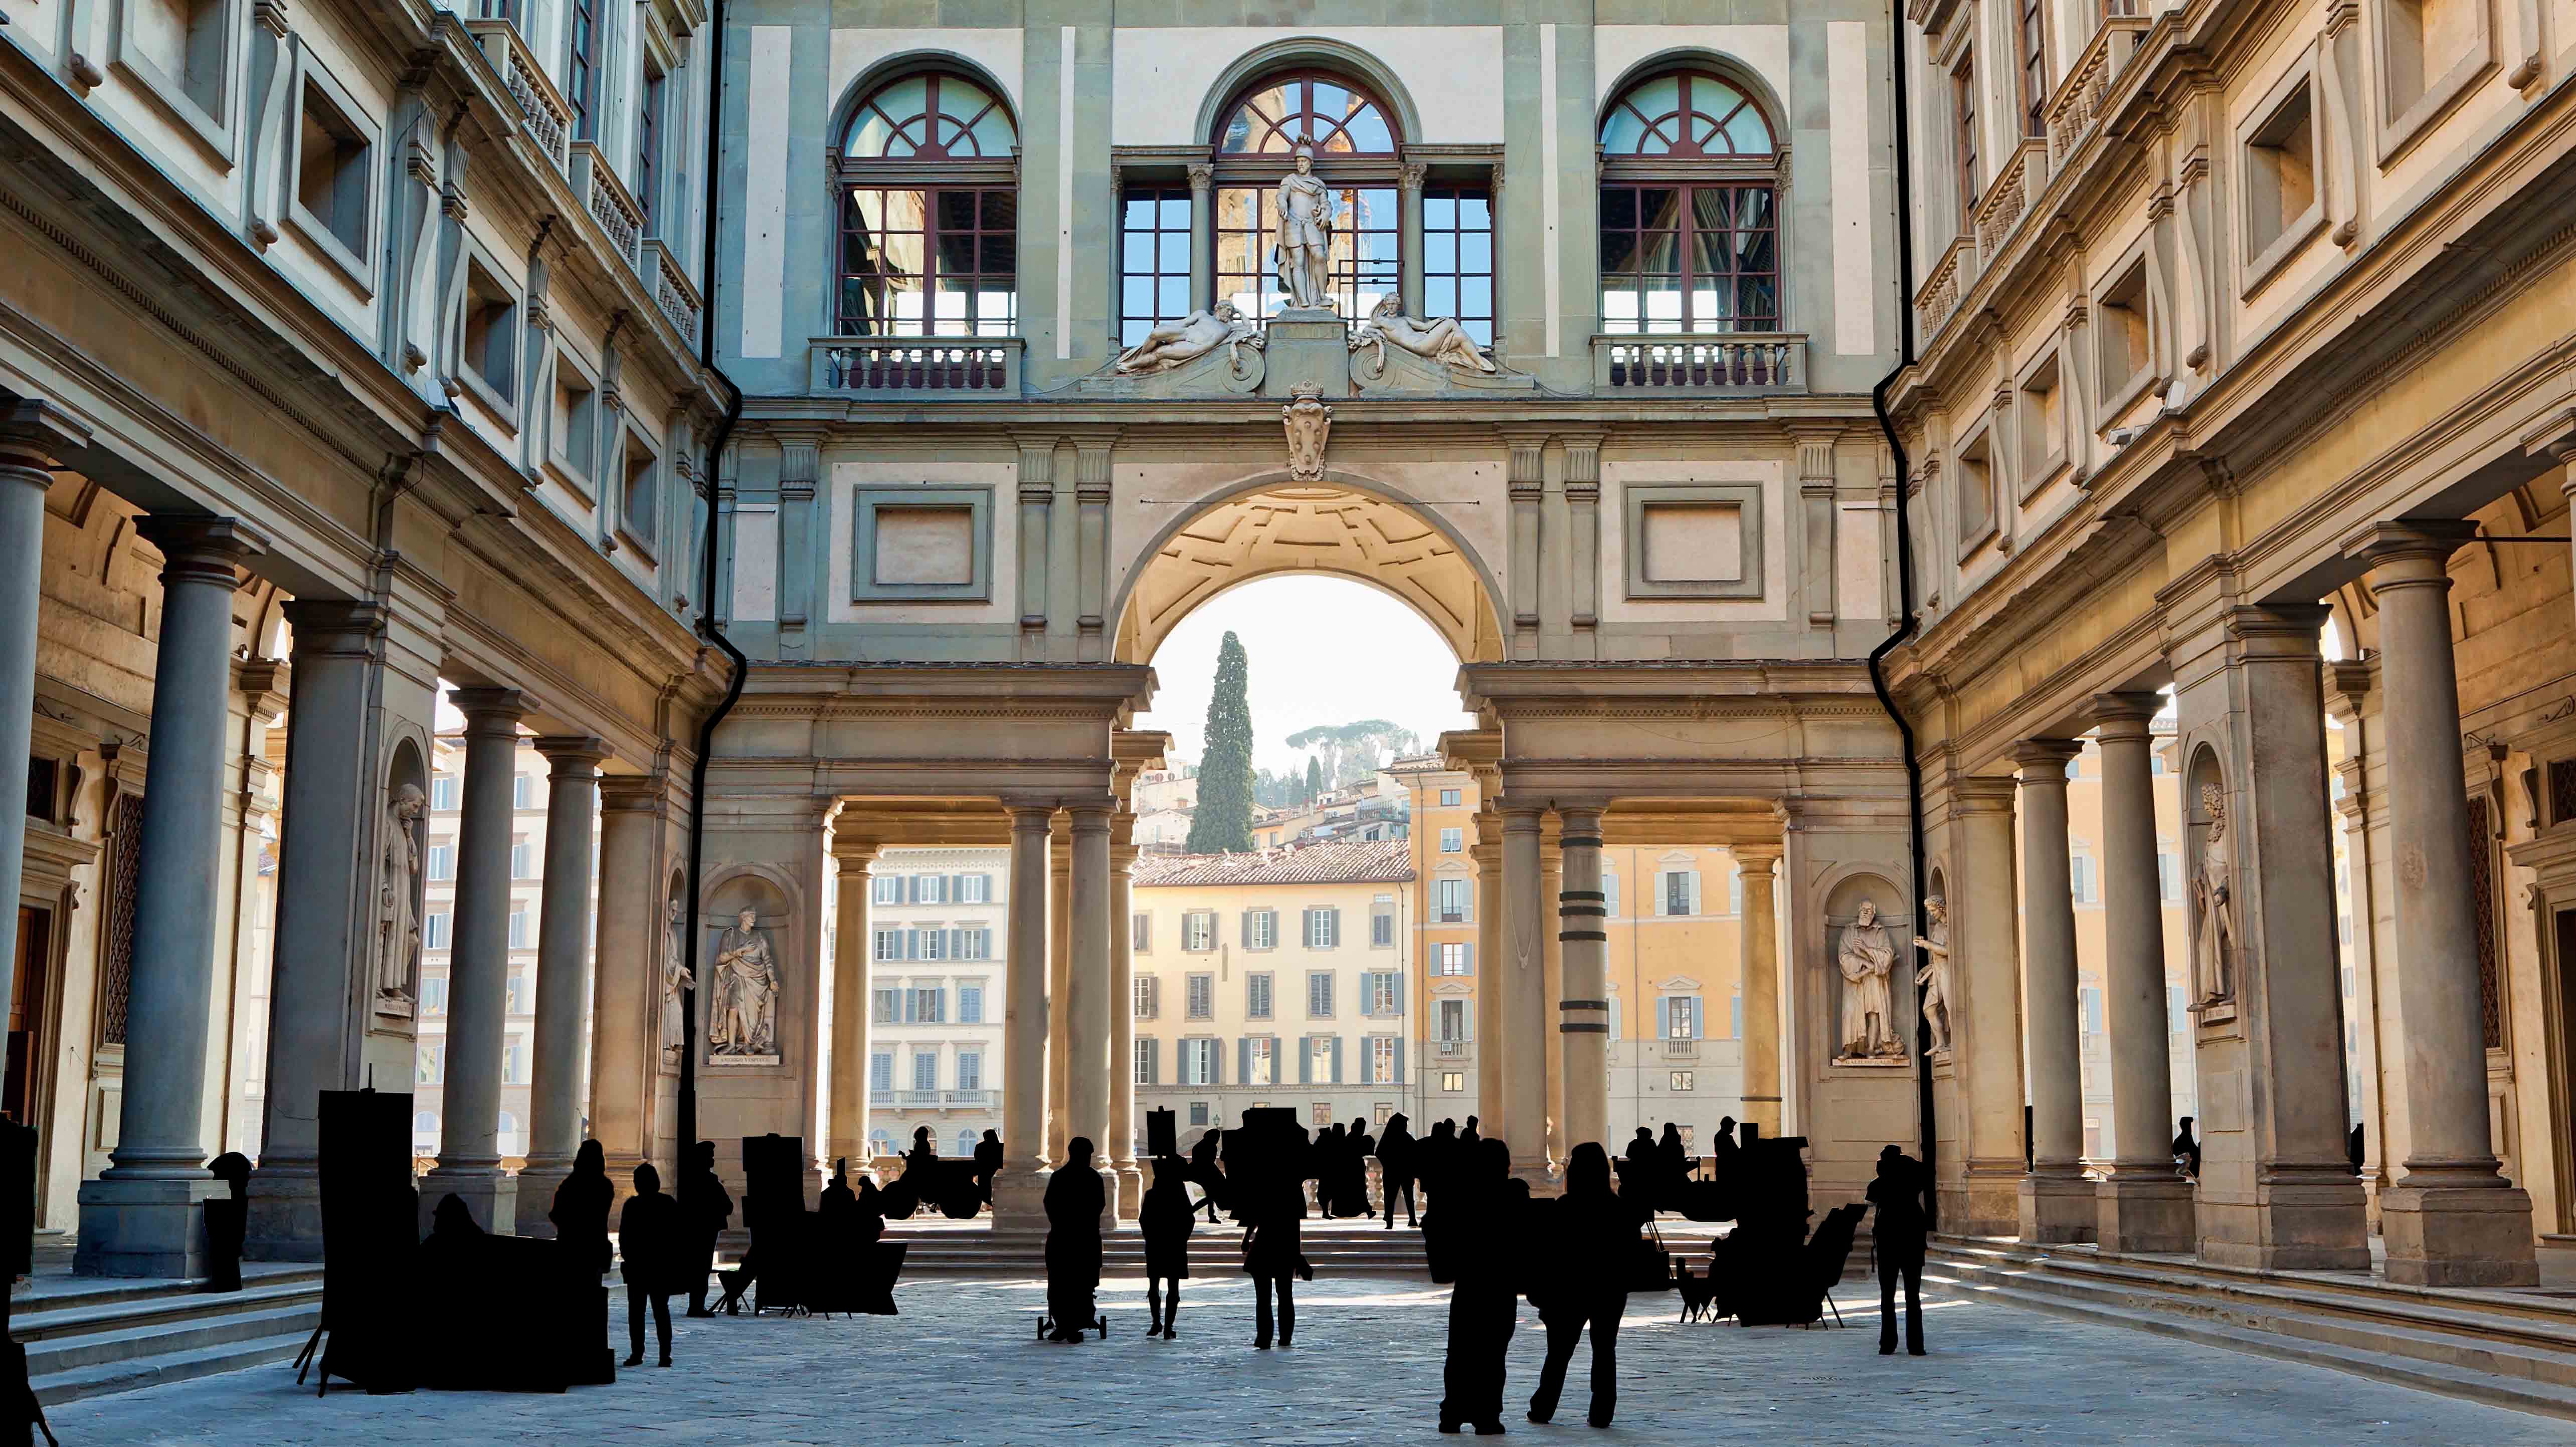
243;600;386;1261
2014;740;2093;1242
1471;815;1505;1124
1735;845;1785;1139
1187;163;1216;314
1540;822;1565;1166
76;516;266;1277
1047;812;1071;1162
1948;777;2029;1238
418;688;529;1234
589;777;666;1183
995;804;1054;1222
1067;804;1115;1222
828;832;879;1176
1556;806;1610;1153
1109;830;1142;1215
2092;694;2193;1251
514;738;604;1235
1499;805;1550;1181
0;406;86;1071
2323;660;2389;1214
2348;521;2538;1286
1399;161;1428;317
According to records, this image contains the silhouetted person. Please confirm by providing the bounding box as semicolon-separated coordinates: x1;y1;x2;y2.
1420;1118;1458;1206
1655;1123;1688;1205
907;1126;938;1167
1867;1145;1929;1355
1437;1137;1518;1434
1;1118;52;1446
1242;1160;1307;1349
1378;1113;1419;1227
552;1140;615;1280
1710;1116;1740;1173
203;1151;252;1292
1624;1127;1654;1169
2172;1117;2201;1180
1344;1116;1376;1218
1528;1142;1644;1427
1140;1156;1194;1338
973;1129;1004;1205
1189;1127;1225;1222
820;1157;858;1219
2349;1122;2365;1175
618;1164;683;1367
1460;1115;1483;1148
1043;1138;1105;1342
679;1141;732;1316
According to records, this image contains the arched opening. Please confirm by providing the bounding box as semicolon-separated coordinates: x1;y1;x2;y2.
1596;63;1782;338
829;67;1021;337
1204;67;1402;322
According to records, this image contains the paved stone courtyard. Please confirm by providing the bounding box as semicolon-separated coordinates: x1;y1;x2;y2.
64;1277;2570;1445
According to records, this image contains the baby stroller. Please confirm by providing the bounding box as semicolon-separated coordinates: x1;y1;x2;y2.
1034;1308;1109;1341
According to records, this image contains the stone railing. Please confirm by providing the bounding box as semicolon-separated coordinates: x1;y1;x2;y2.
811;336;1023;395
1663;1038;1700;1059
1437;1039;1469;1056
1914;234;1972;341
646;239;702;342
465;19;570;172
1592;332;1805;392
2047;16;2152;167
571;141;643;266
1974;136;2050;261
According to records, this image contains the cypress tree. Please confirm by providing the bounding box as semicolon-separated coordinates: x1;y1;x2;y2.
1186;631;1256;853
1305;756;1323;803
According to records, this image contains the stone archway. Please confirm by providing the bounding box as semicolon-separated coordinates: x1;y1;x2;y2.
1111;480;1505;666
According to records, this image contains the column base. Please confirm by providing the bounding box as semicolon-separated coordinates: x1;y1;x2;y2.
514;1164;571;1238
2017;1170;2098;1244
75;1176;227;1279
990;1165;1051;1227
1115;1160;1143;1219
2097;1171;2195;1253
1942;1162;2025;1238
242;1165;324;1263
418;1166;519;1236
2380;1181;2540;1287
2194;1170;2370;1272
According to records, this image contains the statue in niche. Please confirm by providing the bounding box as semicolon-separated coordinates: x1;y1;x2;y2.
1912;894;1953;1056
374;783;427;1016
1272;144;1335;310
1349;295;1497;374
1112;299;1266;376
1836;900;1904;1061
660;898;692;1069
709;907;779;1058
1283;384;1333;482
2193;783;2238;1003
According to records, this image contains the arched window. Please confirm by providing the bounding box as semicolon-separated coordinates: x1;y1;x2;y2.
957;1129;977;1156
1204;70;1402;323
834;71;1019;337
1598;70;1780;335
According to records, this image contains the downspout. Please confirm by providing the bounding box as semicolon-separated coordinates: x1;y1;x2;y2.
680;0;748;1165
1865;0;1937;1228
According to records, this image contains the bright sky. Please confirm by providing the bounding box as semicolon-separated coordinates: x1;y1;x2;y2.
1135;575;1477;775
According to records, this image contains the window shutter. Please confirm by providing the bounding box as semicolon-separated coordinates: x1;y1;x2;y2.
1145;1038;1160;1086
1393;1036;1405;1084
1242;911;1254;948
1463;942;1475;973
1238;1036;1251;1087
1658;997;1671;1038
1687;869;1703;915
1330;1035;1345;1084
1392;972;1405;1014
1299;1038;1314;1084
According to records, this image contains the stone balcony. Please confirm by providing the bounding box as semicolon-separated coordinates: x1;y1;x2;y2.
1591;333;1807;394
810;337;1024;396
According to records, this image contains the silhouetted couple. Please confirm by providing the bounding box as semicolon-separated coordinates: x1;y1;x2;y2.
1867;1145;1930;1355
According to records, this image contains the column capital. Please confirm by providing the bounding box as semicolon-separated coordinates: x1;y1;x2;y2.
1068;803;1112;834
134;514;269;579
2013;738;2084;776
1731;843;1783;873
1553;802;1605;842
1498;801;1545;830
1003;798;1056;828
1951;775;2018;812
596;774;669;814
2343;518;2478;581
532;735;609;772
0;398;92;474
2088;691;2165;737
278;597;389;645
2221;602;2331;656
448;686;530;730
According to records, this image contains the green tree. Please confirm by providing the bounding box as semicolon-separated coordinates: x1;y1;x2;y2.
1186;631;1256;853
1305;756;1323;802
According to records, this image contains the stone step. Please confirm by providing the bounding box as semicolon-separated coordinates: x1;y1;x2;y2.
30;1328;314;1408
22;1301;320;1377
13;1279;323;1345
11;1263;322;1318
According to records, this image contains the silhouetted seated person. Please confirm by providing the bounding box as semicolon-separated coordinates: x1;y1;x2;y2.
619;1164;684;1367
203;1151;252;1293
811;1159;901;1315
1188;1128;1225;1223
2173;1117;2201;1181
416;1193;587;1392
1527;1142;1646;1428
1377;1113;1420;1227
679;1142;732;1317
1042;1138;1106;1342
1140;1155;1194;1339
1867;1145;1929;1355
1435;1137;1518;1435
883;1130;992;1221
973;1130;1004;1205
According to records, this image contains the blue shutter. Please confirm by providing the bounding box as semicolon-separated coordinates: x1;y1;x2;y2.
1238;1036;1251;1087
1393;1036;1405;1084
1145;1038;1159;1086
1658;997;1671;1039
1299;1037;1314;1084
1330;1035;1344;1084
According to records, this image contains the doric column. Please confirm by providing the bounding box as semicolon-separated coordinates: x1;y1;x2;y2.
243;600;387;1260
1470;814;1505;1123
1398;161;1428;317
1046;811;1071;1162
2091;694;2193;1251
2014;739;2093;1243
1187;163;1216;314
588;776;667;1182
1555;806;1609;1154
0;407;86;1069
2323;660;2389;1208
828;830;879;1176
1946;777;2028;1238
1499;804;1550;1181
1067;804;1115;1223
514;737;605;1235
1540;821;1564;1166
75;514;266;1277
1735;845;1784;1140
1109;830;1141;1215
994;804;1054;1221
2348;521;2538;1286
418;687;530;1234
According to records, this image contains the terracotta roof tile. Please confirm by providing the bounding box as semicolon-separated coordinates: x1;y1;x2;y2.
1132;838;1417;888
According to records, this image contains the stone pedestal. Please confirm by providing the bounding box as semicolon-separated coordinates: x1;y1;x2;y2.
2382;1182;2546;1287
1261;307;1350;397
73;1177;230;1280
2020;1172;2098;1243
2097;1173;2196;1253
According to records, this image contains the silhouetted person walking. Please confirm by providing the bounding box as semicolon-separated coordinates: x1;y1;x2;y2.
1043;1138;1105;1342
1243;1165;1308;1348
679;1141;732;1316
1378;1113;1419;1227
553;1140;615;1280
1527;1142;1642;1428
1140;1156;1194;1338
2172;1117;2201;1180
1189;1127;1225;1222
1866;1145;1928;1355
619;1164;684;1367
1437;1137;1518;1434
973;1129;1004;1205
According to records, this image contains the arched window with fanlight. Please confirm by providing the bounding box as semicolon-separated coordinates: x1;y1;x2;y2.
1597;69;1781;335
833;71;1019;336
1204;71;1403;322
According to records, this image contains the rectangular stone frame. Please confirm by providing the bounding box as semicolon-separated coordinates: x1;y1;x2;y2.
1620;482;1765;601
848;485;994;604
